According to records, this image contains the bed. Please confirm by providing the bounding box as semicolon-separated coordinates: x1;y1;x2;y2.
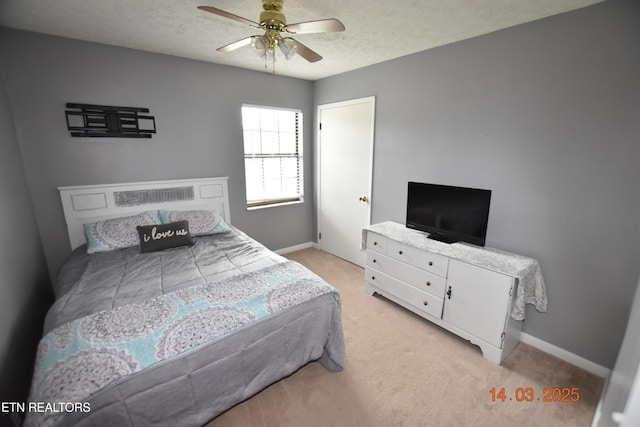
25;177;345;427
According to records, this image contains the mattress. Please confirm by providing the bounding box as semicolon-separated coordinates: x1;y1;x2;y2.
26;226;345;426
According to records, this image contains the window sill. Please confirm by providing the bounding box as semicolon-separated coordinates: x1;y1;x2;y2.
247;199;304;211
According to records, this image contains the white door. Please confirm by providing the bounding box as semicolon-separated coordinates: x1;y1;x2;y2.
317;97;375;266
592;275;640;427
442;259;514;348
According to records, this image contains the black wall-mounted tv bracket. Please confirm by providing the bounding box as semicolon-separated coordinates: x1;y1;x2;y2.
65;103;156;138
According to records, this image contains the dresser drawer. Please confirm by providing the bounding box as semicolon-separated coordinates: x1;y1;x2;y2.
365;267;444;319
388;242;449;278
366;233;391;254
366;251;446;298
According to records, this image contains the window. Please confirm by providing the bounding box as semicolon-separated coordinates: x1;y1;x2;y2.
241;105;303;208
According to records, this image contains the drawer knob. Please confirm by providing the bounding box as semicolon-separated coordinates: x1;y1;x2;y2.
373;259;377;263
374;241;378;246
423;301;428;306
428;261;433;266
426;281;431;286
371;276;375;280
399;250;403;255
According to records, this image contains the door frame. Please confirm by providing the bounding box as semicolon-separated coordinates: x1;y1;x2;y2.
315;96;376;262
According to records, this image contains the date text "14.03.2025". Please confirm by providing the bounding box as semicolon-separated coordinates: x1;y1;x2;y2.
489;387;581;402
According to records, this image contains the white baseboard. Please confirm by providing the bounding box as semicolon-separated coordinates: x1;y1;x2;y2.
520;332;610;378
274;241;318;255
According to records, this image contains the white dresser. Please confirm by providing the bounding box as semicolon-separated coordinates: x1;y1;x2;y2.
363;222;546;364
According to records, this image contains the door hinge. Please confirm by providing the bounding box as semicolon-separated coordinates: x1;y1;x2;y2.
501;332;506;343
509;286;513;296
318;232;322;240
319;122;322;130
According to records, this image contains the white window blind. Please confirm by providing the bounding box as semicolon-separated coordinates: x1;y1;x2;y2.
241;105;303;208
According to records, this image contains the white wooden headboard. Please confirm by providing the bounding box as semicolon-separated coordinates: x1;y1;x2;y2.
58;177;231;250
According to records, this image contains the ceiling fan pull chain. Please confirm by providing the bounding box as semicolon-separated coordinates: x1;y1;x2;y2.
272;54;276;74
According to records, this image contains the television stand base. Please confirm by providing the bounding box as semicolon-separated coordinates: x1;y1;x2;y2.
427;234;457;244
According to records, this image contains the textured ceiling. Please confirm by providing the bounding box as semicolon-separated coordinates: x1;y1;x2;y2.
0;0;603;81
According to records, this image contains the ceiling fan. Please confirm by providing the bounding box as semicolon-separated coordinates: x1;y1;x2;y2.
198;0;345;66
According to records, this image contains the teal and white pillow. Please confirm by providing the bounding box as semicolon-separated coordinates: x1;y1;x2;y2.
159;210;230;236
84;211;161;253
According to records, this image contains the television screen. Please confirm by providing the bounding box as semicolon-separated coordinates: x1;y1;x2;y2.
406;182;492;246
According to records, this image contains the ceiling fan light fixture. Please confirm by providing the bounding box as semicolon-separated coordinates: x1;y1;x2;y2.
279;37;297;60
251;35;269;58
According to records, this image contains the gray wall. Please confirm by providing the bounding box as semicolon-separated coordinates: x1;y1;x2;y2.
314;0;640;368
0;58;52;424
0;28;315;282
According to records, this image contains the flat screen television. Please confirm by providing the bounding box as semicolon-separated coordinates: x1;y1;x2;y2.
406;182;492;246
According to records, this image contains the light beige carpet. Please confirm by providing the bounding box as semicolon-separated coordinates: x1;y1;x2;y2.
206;248;603;427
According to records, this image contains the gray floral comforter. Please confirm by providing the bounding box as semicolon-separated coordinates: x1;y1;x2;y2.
26;228;345;426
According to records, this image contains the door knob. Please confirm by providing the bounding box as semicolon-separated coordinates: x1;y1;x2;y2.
359;196;368;202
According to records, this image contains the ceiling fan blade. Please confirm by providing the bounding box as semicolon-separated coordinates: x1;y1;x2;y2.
198;6;259;28
286;18;345;35
290;39;322;63
217;37;253;53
